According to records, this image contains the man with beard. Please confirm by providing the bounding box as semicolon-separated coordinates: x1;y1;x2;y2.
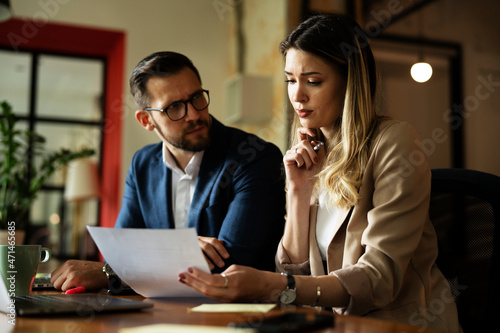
50;52;286;292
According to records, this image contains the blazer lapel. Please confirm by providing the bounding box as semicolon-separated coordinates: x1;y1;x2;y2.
187;117;226;229
326;207;353;272
330;206;351;241
153;147;175;229
188;155;221;229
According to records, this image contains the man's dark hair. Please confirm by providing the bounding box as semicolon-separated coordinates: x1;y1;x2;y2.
129;51;202;109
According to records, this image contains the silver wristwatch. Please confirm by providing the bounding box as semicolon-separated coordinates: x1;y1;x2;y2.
279;273;297;304
103;262;131;295
102;262;116;280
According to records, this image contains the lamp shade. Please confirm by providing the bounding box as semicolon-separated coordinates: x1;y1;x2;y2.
64;158;100;201
0;0;12;22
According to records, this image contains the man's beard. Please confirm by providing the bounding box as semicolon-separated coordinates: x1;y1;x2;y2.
156;119;211;152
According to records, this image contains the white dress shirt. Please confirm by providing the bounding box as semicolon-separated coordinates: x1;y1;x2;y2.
162;144;204;229
316;190;340;261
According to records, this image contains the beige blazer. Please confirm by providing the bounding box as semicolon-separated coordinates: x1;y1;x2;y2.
276;119;462;332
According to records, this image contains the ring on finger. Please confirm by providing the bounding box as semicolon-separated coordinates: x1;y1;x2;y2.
294;148;298;153
221;273;229;288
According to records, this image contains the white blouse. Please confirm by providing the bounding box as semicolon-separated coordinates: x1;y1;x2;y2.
316;191;340;261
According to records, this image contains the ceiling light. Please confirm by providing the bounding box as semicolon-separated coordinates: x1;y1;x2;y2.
410;11;433;83
411;62;433;83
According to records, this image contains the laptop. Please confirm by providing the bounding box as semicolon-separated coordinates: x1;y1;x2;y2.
0;274;153;316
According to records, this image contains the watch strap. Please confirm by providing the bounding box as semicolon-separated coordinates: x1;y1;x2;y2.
279;273;297;304
283;273;295;290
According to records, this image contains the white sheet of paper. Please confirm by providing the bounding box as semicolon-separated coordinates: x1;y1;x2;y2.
87;226;210;298
189;303;276;313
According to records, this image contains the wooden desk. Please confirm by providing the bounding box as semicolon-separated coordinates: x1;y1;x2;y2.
3;291;445;333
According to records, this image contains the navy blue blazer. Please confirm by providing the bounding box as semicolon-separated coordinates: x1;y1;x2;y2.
115;117;286;272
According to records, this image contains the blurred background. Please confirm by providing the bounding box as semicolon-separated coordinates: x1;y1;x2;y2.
0;0;498;259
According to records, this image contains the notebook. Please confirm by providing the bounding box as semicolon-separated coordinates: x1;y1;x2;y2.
0;273;153;316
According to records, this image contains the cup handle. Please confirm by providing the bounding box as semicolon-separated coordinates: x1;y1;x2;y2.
40;247;51;263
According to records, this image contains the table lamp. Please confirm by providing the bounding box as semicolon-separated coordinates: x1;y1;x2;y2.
64;158;100;257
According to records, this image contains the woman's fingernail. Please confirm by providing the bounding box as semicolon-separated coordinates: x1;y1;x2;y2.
179;273;186;280
187;267;194;273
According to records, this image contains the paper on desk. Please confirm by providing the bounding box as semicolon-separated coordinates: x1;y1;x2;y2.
87;226;210;298
189;303;276;313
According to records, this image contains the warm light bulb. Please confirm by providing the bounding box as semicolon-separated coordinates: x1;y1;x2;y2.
49;213;60;225
411;62;433;83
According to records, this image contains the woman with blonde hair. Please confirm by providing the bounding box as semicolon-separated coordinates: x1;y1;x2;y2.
180;13;461;332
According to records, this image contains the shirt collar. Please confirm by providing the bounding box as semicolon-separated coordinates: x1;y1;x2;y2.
162;143;204;177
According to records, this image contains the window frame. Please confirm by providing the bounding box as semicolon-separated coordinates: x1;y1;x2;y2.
0;19;126;235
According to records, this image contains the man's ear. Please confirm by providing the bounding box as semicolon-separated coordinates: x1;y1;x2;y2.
135;110;155;131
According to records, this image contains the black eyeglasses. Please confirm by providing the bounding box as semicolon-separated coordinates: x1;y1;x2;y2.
144;89;210;121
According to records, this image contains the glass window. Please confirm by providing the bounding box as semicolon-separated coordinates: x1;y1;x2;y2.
0;50;31;115
1;49;104;258
36;55;104;121
34;123;102;186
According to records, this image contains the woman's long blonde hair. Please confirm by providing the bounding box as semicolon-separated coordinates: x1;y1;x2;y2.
281;13;381;209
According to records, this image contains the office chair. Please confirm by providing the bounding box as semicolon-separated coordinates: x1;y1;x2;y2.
429;168;500;332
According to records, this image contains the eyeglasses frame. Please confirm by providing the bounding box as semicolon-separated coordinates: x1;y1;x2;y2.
143;89;210;121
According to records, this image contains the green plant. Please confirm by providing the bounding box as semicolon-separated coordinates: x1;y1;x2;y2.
0;100;95;230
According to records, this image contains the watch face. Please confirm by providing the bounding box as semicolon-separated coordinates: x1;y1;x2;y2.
104;264;114;275
280;290;296;304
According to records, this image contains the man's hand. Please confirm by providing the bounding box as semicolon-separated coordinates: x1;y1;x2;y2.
51;260;108;292
198;236;230;271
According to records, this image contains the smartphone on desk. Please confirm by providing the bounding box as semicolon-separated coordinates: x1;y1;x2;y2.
229;312;335;332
